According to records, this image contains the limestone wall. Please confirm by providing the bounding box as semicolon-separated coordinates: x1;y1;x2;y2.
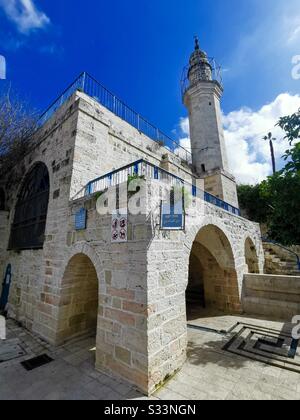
0;89;264;395
66;189;150;393
0;88;191;333
70;91;194;200
144;179;264;393
200;171;239;209
243;273;300;321
0;94;79;332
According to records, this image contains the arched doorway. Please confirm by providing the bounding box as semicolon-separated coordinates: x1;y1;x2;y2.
245;238;259;274
186;224;240;320
8;163;50;250
57;254;99;344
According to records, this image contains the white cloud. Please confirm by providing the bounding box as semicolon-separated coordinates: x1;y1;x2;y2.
221;3;300;84
177;93;300;185
0;0;50;34
288;25;300;45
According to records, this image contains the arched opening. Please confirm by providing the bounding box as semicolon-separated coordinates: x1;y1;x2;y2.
8;163;50;250
57;254;99;345
0;188;5;211
186;224;240;321
245;238;259;274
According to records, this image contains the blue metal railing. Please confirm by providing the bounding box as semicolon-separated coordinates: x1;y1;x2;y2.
38;72;192;163
84;159;241;217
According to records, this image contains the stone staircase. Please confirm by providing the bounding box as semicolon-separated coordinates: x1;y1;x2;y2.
263;242;300;276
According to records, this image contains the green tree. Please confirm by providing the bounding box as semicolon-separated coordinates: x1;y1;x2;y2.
282;142;300;175
237;184;269;223
237;110;300;245
277;108;300;176
259;173;300;245
277;109;300;145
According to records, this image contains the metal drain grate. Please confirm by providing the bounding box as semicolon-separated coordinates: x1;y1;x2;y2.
0;340;26;363
21;354;53;371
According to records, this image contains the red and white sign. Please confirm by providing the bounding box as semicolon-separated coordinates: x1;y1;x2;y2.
111;209;128;243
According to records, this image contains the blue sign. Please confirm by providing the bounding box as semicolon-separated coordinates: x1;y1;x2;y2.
161;202;185;230
75;208;87;231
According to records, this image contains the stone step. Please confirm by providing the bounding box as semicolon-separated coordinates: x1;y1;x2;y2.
263;243;300;276
243;295;300;321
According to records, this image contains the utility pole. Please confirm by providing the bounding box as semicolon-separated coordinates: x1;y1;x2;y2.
263;132;276;175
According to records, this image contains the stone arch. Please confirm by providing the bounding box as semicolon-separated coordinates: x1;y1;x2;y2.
60;242;105;285
56;250;100;344
245;237;260;274
184;217;239;268
8;161;50;250
10;159;53;208
185;220;241;316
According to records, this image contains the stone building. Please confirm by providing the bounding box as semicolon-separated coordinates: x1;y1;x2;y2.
0;40;264;395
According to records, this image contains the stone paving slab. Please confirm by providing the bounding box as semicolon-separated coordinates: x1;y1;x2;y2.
0;338;26;362
1;316;300;400
223;322;300;373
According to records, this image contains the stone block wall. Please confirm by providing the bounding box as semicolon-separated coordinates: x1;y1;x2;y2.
70;91;194;200
0;94;80;332
144;180;264;394
0;90;192;335
202;171;239;209
0;89;265;396
243;273;300;321
66;191;150;393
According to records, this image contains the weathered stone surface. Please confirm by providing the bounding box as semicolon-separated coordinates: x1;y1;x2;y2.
0;90;264;397
243;273;300;320
115;345;132;366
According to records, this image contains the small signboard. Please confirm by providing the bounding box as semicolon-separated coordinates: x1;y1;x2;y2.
75;208;87;231
161;201;185;231
111;209;128;243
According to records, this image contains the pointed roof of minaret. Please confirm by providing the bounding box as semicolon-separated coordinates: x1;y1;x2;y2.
194;35;200;51
187;36;213;83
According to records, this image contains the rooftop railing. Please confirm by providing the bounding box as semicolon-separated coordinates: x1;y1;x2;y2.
38;72;192;163
83;159;241;217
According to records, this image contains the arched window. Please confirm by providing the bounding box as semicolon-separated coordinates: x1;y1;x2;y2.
0;188;5;211
9;163;50;251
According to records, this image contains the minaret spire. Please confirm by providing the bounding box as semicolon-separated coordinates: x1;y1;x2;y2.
194;35;200;51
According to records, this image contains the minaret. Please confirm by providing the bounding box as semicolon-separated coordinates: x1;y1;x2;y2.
183;37;239;208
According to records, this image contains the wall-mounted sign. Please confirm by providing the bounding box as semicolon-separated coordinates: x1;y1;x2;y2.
111;209;128;243
160;202;185;231
75;208;87;231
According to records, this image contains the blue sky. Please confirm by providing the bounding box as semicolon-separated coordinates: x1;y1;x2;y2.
0;0;300;184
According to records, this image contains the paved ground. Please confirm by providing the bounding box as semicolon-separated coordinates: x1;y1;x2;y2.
1;314;300;400
0;320;146;400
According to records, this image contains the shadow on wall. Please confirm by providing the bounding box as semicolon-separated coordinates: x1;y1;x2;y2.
245;238;260;274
